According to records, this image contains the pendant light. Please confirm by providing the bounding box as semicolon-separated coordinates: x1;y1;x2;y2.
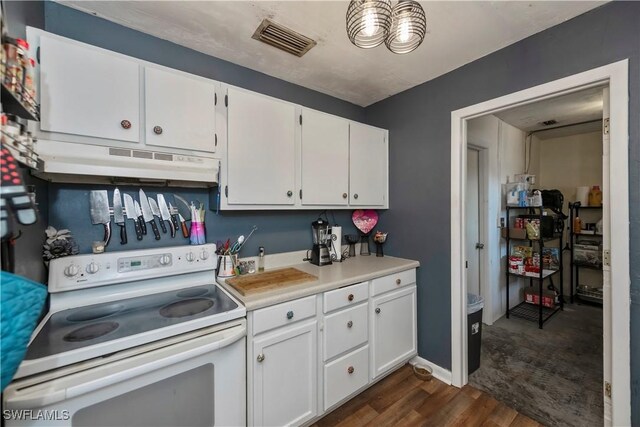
346;0;393;49
385;0;426;54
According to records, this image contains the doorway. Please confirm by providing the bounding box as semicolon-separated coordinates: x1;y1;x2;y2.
466;147;482;298
450;60;630;426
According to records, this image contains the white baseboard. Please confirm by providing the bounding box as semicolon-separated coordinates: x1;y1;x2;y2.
410;356;453;386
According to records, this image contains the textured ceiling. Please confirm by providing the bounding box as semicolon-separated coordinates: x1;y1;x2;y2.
59;0;607;106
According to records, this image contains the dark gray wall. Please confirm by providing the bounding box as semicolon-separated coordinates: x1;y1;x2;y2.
365;2;640;422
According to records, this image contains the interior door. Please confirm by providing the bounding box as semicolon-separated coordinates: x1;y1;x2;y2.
601;86;612;425
301;109;349;205
39;36;140;142
226;87;296;205
349;123;387;206
144;67;216;153
466;148;481;297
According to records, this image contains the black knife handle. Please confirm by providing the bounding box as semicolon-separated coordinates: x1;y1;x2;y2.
133;219;143;241
150;220;161;240
103;222;112;246
119;224;127;245
167;220;176;238
158;217;167;233
138;216;147;235
170;214;180;231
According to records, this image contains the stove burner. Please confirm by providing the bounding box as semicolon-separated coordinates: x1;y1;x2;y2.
63;322;119;342
67;304;125;322
177;287;209;298
160;298;214;318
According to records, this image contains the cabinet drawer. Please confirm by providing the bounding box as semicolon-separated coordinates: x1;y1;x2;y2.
324;282;368;313
252;295;316;336
324;345;369;410
323;303;368;361
371;269;416;296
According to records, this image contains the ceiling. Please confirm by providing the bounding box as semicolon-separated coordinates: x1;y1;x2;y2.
59;1;607;107
495;86;604;138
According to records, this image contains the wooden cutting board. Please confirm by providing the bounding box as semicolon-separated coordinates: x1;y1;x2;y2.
226;268;317;296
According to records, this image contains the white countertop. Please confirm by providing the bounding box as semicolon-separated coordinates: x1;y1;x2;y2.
216;254;420;311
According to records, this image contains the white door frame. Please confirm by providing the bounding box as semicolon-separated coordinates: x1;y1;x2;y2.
450;60;630;426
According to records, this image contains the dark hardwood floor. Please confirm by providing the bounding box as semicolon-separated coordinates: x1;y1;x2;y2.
312;365;543;427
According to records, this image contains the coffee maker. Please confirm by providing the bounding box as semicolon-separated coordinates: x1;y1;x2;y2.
310;218;333;266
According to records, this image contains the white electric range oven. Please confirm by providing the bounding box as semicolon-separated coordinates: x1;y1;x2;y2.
3;244;246;427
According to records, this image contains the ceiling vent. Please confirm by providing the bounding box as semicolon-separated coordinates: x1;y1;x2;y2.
252;18;317;57
541;119;558;126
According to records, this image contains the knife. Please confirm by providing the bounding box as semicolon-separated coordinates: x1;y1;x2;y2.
89;190;111;246
123;193;143;241
113;188;127;244
157;194;175;238
139;189;161;240
168;203;180;234
134;200;147;235
173;194;192;238
148;196;167;234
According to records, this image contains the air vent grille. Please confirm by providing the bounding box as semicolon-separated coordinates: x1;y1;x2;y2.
542;119;558;126
109;148;131;157
252;18;317;57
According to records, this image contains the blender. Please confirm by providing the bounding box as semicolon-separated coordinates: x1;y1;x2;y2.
310;218;333;266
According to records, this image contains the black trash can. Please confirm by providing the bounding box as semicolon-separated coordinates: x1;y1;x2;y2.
467;293;484;375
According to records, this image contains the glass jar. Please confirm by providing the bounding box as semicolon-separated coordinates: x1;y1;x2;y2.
15;39;30;100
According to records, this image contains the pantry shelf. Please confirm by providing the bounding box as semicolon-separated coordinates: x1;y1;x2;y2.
1;82;40;121
508;269;559;279
569;202;603;305
509;301;561;324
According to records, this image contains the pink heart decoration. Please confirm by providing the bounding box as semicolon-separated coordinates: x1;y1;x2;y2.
352;209;378;235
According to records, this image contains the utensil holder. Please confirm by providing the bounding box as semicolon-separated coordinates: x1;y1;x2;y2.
375;242;385;257
217;254;237;278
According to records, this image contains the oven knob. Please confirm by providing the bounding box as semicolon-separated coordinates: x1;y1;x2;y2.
199;250;209;260
86;262;100;274
64;264;80;277
186;252;196;262
159;255;171;266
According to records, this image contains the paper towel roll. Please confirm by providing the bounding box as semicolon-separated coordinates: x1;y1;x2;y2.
576;186;590;205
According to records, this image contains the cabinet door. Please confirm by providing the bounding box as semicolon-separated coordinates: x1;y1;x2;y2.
227;88;296;205
144;67;216;153
349;123;387;206
371;285;417;379
39;36;140;142
301;109;349;205
252;320;318;426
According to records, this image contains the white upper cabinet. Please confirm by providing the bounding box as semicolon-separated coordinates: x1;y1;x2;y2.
349;123;388;207
226;87;296;205
39;36;140;142
301;109;350;206
144;67;216;153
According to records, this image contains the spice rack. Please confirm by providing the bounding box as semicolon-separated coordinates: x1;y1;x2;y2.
504;205;563;329
569;202;603;304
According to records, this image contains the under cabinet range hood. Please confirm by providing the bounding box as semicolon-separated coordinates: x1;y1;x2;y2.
34;140;219;187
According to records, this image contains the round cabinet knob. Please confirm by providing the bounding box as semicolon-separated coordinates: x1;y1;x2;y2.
120;120;131;129
257;354;265;363
347;366;355;374
396;278;402;285
348;293;354;302
159;255;171;266
287;190;293;197
347;321;353;328
286;310;294;320
375;308;381;314
185;252;196;262
199;250;209;260
64;264;80;277
86;262;99;274
153;126;163;135
342;193;348;199
353;193;359;199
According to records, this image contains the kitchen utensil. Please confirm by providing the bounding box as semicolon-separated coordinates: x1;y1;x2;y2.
226;268;317;296
168;202;180;233
217;254;237;278
134;200;146;235
310;218;332;266
113;188;126;244
157;194;175;238
352;209;378;235
123;193;143;241
230;235;244;253
148;197;167;234
173;194;191;238
235;225;258;254
139;190;160;240
89;190;111;246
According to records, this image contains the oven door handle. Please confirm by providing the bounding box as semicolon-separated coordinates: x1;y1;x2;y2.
5;324;246;410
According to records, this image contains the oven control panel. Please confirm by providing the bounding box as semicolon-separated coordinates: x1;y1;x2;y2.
49;244;217;293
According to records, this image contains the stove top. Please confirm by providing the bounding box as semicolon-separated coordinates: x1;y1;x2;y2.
26;284;237;360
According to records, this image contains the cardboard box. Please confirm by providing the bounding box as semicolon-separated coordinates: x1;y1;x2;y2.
524;288;556;308
501;228;527;240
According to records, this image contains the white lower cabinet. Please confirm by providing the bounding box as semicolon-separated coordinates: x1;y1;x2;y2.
324;345;369;410
371;285;417;378
251;319;318;426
